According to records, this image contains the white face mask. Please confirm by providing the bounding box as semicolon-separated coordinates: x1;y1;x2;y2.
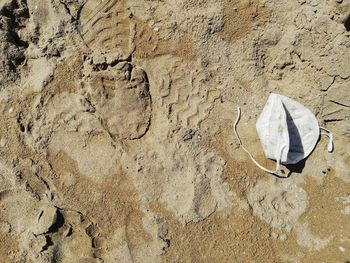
234;93;333;177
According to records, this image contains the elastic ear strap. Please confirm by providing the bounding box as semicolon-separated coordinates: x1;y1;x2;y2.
233;107;285;176
320;127;334;152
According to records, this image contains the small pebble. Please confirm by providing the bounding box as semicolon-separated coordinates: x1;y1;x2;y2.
285;225;292;232
0;138;6;147
0;222;11;233
343;206;350;215
338;246;345;252
279;233;287;241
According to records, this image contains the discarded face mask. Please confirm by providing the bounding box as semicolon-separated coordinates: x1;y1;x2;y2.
234;93;333;177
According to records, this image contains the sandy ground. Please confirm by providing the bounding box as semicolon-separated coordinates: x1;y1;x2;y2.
0;0;349;262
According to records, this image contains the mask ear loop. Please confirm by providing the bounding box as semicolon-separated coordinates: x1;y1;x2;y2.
320;127;334;152
233;107;286;177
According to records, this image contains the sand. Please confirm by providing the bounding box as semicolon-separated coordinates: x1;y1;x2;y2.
0;0;349;262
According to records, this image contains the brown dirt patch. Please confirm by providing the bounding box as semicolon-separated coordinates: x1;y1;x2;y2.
153;204;277;263
219;0;270;43
48;150;140;231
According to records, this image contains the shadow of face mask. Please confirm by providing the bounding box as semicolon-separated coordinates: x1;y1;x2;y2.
234;93;333;177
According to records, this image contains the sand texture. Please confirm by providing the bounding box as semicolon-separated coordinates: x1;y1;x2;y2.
0;0;349;262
